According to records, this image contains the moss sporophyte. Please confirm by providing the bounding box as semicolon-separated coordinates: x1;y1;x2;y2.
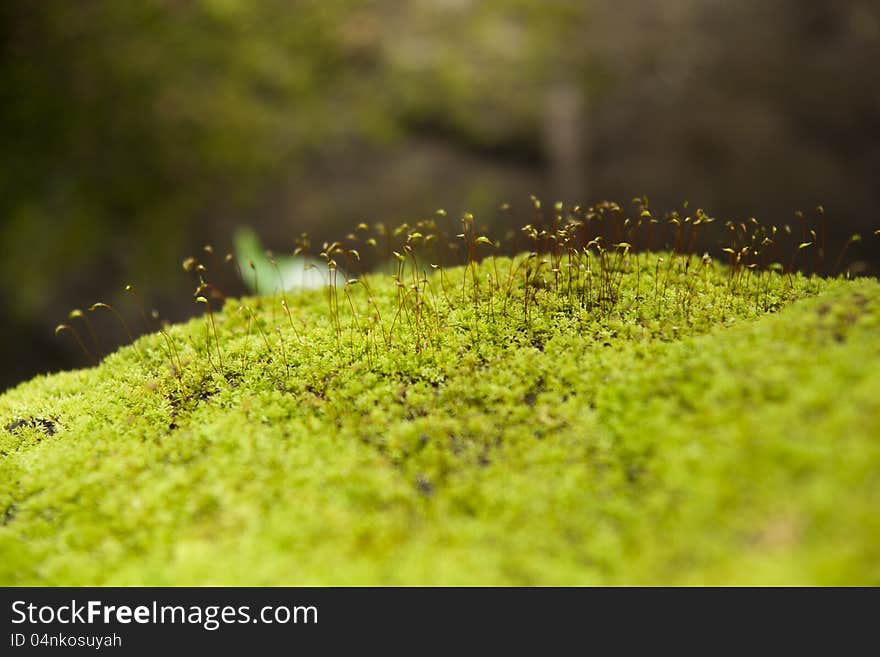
2;198;879;585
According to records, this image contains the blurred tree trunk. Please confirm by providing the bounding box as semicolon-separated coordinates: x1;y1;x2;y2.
544;78;586;204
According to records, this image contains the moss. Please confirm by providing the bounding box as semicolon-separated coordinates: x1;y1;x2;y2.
1;253;878;584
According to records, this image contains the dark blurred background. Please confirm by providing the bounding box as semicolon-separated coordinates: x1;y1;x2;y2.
1;0;879;391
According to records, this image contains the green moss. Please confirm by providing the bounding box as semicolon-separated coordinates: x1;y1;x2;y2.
1;254;878;584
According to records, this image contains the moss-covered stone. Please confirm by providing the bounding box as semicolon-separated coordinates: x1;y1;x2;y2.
1;255;877;584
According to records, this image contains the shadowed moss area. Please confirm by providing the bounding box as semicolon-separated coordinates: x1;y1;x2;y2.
1;255;878;584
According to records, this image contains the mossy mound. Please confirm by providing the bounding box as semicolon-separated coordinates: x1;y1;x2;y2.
1;254;878;584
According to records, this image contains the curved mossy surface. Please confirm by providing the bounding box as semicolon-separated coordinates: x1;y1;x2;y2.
1;256;878;584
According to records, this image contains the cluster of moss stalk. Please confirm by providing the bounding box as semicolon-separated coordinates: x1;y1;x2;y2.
55;198;875;388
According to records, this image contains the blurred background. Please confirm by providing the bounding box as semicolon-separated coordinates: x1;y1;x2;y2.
1;0;879;390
